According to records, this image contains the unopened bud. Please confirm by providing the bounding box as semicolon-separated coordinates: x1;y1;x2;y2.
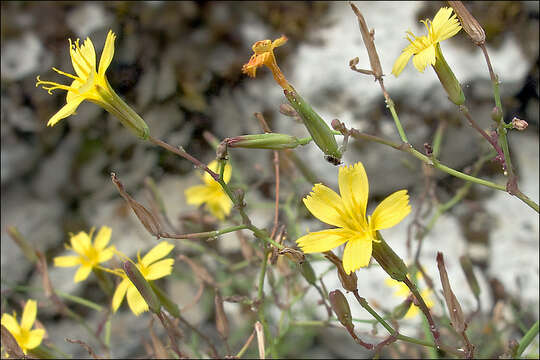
284;87;342;164
324;251;357;292
391;297;413;319
225;133;310;150
459;255;480;300
511;117;528;131
278;247;305;264
432;44;465;106
448;1;486;46
331;118;347;133
299;261;317;285
123;261;161;314
214;289;229;340
491;107;503;122
329;290;354;330
371;232;408;282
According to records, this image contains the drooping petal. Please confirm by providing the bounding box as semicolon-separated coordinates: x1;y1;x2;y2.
54;255;81;267
145;258;175;280
303;184;349;228
371;190;411;230
98;30;116;76
46;95;85;126
338;162;369;221
20;300;37;331
126;284;148;316
1;313;20;336
25;329;45;350
74;264;93;283
296;228;351;253
185;185;214;206
342;237;372;274
94;226;112;251
392;50;414;77
140;242;174;267
112;277;129;312
412;44;436;73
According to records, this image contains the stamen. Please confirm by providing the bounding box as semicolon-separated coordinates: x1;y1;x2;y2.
52;67;79;81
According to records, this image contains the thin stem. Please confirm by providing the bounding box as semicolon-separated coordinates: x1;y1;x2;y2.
403;277;441;346
159;225;249;240
148;136;218;180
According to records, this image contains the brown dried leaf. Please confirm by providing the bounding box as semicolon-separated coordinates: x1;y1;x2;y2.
437;252;466;333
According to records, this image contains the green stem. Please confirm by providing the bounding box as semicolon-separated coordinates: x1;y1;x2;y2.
160;224;249;240
516;320;540;357
386;98;409;143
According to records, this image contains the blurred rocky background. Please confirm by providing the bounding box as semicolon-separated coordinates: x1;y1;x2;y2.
1;1;538;358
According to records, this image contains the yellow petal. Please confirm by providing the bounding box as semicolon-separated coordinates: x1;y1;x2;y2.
392;50;414;77
338;162;369;222
404;305;420;318
97;247;114;263
94;226;112;251
342;237;372;274
54;255;81;267
70;231;92;255
412;44;436;73
272;35;288;48
140;242;174;267
1;313;21;336
80;38;97;72
74;264;93;283
69;41;86;79
296;228;351;253
371;190;411;230
46;95;85;126
206;195;232;220
145;258;175;280
431;7;461;42
98;30;116;76
126;284;148;316
24;328;45;350
303;184;349;228
185;184;214;206
20;300;37;331
112;277;129;312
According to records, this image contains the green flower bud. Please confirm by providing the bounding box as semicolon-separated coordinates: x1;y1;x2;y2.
299;261;317;285
226;133;310;150
432;43;465;106
371;231;409;282
329;290;354;330
284;87;342;165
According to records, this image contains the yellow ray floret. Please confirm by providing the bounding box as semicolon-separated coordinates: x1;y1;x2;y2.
392;7;461;76
297;162;411;274
1;299;45;354
185;160;233;220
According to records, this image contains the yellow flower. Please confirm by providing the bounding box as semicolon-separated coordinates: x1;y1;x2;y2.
392;7;461;76
242;35;292;91
112;242;175;316
385;273;434;318
36;30;149;139
184;160;233;220
54;226;115;283
296;162;411;275
1;299;45;354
